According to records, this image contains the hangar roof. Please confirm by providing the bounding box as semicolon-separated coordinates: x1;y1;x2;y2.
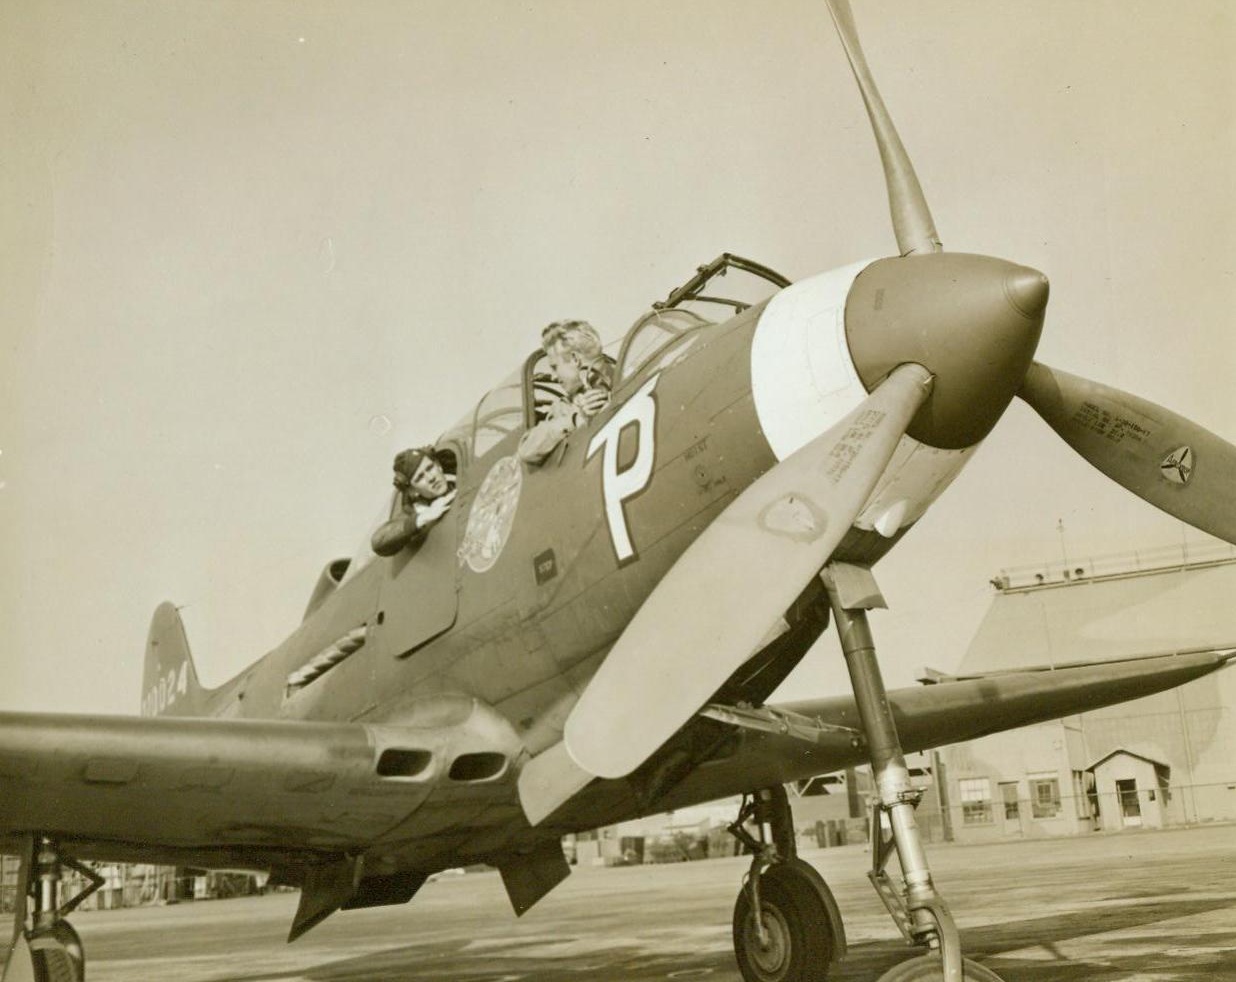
960;548;1236;676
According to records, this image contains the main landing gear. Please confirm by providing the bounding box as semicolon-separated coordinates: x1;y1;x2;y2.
729;786;846;982
728;563;1006;982
2;836;98;982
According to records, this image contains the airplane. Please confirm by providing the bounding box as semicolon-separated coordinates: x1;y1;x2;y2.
3;3;1235;982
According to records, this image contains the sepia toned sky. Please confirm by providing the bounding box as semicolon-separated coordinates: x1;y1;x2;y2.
2;1;1233;715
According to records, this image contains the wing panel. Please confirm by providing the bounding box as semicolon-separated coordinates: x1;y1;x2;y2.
0;713;444;863
545;649;1235;828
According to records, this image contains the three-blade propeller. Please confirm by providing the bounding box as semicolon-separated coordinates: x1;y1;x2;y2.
523;0;1235;821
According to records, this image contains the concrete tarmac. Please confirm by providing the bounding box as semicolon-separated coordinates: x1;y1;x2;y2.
62;826;1236;981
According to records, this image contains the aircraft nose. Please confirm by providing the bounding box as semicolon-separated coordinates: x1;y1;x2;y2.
1005;265;1050;319
845;253;1048;448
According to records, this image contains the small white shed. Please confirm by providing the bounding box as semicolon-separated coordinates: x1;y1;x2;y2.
1088;747;1172;831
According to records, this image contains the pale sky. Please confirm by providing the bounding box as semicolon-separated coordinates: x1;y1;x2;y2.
2;1;1233;715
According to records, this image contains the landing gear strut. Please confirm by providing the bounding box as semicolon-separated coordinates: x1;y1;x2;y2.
823;563;1005;982
3;836;97;982
729;786;846;982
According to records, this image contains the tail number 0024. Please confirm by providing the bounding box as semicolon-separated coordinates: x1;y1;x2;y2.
142;661;189;716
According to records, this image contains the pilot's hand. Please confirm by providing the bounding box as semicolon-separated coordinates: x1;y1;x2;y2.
573;387;610;418
421;496;451;523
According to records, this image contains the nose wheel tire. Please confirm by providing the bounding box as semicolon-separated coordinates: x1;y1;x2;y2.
875;954;1005;982
733;861;838;982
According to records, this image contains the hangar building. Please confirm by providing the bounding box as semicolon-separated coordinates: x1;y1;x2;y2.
935;542;1236;841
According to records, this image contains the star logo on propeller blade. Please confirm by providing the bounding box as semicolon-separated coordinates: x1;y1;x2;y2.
1159;445;1194;486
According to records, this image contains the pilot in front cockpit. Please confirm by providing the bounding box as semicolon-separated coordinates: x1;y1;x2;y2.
371;447;457;556
518;319;615;465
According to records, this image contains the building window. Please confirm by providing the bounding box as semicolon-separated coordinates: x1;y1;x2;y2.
1029;773;1061;818
959;777;992;824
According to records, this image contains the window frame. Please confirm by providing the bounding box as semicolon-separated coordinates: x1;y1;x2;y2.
615;308;711;385
958;777;993;825
1028;773;1062;819
470;373;526;461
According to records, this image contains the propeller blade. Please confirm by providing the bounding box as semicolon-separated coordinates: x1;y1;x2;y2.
1019;361;1236;544
826;0;941;256
564;363;934;780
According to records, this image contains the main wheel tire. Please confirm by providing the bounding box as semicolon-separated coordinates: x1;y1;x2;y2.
28;922;85;982
733;861;838;982
876;954;1005;982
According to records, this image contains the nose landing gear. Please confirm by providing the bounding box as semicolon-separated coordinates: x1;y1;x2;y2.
823;562;1006;982
726;563;1007;981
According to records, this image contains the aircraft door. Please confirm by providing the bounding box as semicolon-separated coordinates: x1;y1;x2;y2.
375;494;460;660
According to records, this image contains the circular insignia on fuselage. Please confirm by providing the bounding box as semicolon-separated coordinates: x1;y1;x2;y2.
459;455;523;573
1159;445;1194;486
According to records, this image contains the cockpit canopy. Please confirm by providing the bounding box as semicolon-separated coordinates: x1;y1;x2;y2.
342;254;789;583
440;254;790;470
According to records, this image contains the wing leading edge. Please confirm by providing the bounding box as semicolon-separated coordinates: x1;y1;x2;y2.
538;648;1235;828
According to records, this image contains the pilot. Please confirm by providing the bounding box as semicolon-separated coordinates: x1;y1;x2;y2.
518;319;615;465
371;447;457;556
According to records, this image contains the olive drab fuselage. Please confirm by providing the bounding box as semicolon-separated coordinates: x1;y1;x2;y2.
208;304;781;738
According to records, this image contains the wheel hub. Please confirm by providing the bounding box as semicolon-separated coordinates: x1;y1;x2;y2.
746;905;791;979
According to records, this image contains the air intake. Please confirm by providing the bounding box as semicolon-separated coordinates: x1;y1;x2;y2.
376;748;433;779
448;752;507;783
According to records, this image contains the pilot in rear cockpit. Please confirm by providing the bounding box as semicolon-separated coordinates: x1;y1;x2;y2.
517;319;615;465
371;447;457;556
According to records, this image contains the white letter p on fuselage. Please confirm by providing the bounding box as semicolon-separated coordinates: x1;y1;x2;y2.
587;374;660;564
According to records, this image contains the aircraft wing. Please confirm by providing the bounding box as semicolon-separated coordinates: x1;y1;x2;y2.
545;647;1235;825
0;708;519;873
792;647;1236;752
5;649;1230;872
